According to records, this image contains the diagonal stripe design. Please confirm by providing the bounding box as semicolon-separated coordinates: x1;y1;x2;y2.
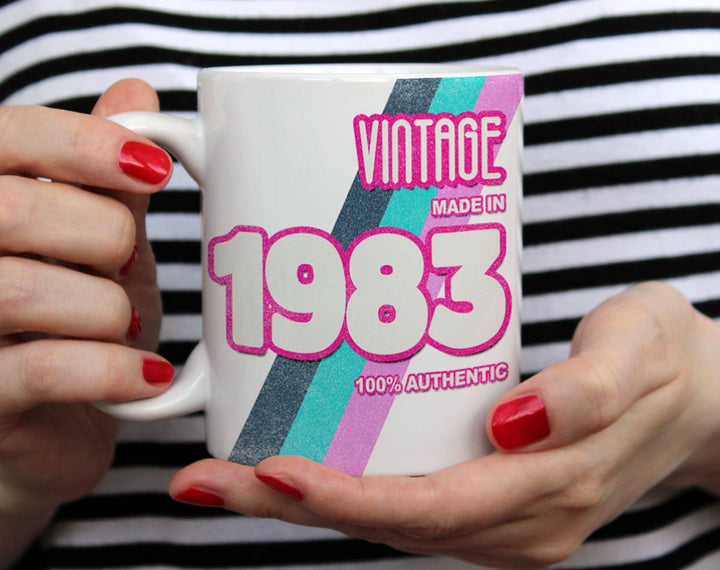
228;78;441;466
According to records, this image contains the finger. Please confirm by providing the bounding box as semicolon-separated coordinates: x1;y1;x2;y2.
0;339;174;416
0;104;171;191
89;79;163;292
0;176;136;275
92;78;160;119
0;257;140;341
171;452;566;538
487;282;691;451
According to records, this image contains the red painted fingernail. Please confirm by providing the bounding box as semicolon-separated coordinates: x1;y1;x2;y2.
142;359;174;385
491;394;550;450
256;474;303;501
118;141;171;184
173;487;225;507
119;244;138;276
126;307;142;343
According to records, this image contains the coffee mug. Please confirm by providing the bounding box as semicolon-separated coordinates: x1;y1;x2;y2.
103;64;524;476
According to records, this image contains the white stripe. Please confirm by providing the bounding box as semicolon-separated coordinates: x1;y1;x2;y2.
523;224;720;273
558;504;720;567
160;314;202;342
44;515;347;547
147;213;201;241
521;341;572;374
523;272;720;325
0;0;496;35
94;467;178;494
523;176;720;224
525;124;720;175
2;63;199;105
157;264;202;291
686;549;720;570
117;415;205;443
525;75;720;124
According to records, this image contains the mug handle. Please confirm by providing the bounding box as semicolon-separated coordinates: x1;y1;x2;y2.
97;112;209;421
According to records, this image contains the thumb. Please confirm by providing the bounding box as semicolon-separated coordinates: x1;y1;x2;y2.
486;282;690;452
92;77;160;118
90;78;168;213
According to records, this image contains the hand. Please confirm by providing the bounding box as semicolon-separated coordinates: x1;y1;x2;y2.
169;282;720;569
0;79;174;566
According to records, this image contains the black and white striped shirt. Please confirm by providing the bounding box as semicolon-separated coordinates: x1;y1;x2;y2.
2;1;720;568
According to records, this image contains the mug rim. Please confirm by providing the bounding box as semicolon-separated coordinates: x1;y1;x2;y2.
199;63;521;79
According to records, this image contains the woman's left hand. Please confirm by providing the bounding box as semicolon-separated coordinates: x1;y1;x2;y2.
169;282;720;569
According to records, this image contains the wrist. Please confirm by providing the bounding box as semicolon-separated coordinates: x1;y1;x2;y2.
0;500;56;569
0;476;59;569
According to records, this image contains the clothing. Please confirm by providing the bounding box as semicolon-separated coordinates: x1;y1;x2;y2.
2;0;720;567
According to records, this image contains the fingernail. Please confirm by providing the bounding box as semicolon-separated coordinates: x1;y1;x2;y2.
118;141;171;184
491;394;550;450
173;487;225;507
142;359;174;385
119;244;138;276
256;474;303;501
126;307;142;343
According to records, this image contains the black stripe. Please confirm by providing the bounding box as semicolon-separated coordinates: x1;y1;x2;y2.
521;294;720;349
526;103;720;146
525;205;720;246
522;317;579;347
4;11;720;103
18;539;410;569
2;0;567;49
151;240;200;263
161;291;201;314
149;189;200;214
57;493;223;520
523;252;720;297
112;442;209;467
51;89;198;114
565;527;720;570
590;489;718;541
158;340;196;364
525;154;720;195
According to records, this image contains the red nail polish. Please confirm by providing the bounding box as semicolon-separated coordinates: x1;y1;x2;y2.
118;141;171;184
491;394;550;450
256;474;303;501
174;487;225;507
119;244;138;276
126;307;142;343
142;359;174;384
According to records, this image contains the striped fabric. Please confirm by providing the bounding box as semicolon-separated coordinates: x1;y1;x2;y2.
2;0;720;568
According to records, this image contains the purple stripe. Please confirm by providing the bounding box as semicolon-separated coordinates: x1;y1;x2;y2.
323;74;523;475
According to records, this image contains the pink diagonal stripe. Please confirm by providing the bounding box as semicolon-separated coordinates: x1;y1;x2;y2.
323;74;523;475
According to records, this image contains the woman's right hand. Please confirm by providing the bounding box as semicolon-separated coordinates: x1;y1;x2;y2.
0;79;174;567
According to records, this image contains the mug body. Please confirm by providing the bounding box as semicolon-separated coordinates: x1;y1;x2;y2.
198;65;523;475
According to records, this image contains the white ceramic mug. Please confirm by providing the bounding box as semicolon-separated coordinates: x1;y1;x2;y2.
103;65;524;476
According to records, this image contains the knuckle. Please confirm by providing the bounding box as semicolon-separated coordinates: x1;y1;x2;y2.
102;199;136;266
101;281;132;338
575;353;623;432
523;539;579;568
0;178;36;245
20;341;60;400
561;475;607;512
0;257;35;317
402;515;464;540
0;107;26;168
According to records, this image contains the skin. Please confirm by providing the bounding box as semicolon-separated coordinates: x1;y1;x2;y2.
0;80;173;567
2;81;719;570
169;282;720;569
